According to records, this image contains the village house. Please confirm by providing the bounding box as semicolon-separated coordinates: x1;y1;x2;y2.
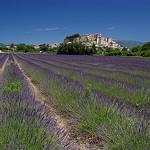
64;33;124;49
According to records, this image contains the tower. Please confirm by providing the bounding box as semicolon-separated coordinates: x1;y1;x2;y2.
96;33;101;45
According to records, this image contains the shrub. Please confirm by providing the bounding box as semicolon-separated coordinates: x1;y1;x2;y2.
141;42;150;51
66;33;80;39
140;50;150;57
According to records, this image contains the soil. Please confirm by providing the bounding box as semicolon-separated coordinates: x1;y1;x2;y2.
0;57;9;79
13;57;103;150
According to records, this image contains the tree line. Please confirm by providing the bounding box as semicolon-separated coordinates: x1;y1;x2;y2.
0;43;56;54
103;42;150;57
57;42;150;57
0;42;150;57
57;42;96;55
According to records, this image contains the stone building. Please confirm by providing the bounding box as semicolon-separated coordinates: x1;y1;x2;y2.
64;33;122;49
64;33;101;44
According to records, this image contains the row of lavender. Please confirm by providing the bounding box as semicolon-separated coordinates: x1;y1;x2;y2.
14;54;150;149
20;53;150;83
20;54;150;73
15;54;150;109
17;54;150;83
0;54;72;150
0;53;8;68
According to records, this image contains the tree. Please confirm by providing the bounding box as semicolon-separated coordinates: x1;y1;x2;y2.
114;48;120;52
49;47;57;54
0;46;8;52
57;42;94;55
122;47;128;51
10;43;15;48
34;48;40;53
16;43;26;52
141;42;150;51
39;43;49;52
92;43;96;53
141;50;150;57
105;47;114;52
25;45;35;53
131;46;141;52
66;33;80;39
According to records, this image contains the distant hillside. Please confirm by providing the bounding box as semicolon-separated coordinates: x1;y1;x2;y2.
115;40;145;49
0;43;6;46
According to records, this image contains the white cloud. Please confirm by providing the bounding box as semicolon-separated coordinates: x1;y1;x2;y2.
35;27;59;31
25;27;59;34
106;27;115;30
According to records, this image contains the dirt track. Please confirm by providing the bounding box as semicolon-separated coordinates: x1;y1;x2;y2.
13;57;95;150
0;56;8;79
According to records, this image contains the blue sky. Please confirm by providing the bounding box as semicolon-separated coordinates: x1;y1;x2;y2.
0;0;150;45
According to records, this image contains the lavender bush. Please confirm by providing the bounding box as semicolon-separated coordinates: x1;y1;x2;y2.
13;53;150;149
0;54;8;68
0;54;72;150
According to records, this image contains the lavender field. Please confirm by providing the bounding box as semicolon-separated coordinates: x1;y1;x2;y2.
0;53;150;149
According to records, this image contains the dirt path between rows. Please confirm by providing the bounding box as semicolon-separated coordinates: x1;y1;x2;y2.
0;56;9;79
13;57;99;150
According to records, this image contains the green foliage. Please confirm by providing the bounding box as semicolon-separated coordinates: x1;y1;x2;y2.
114;48;120;52
104;48;123;56
57;42;96;55
39;43;49;52
98;47;104;51
131;46;141;52
85;83;92;98
141;42;150;51
48;48;57;54
104;52;113;56
33;48;40;53
140;50;150;57
3;82;21;95
16;43;41;53
105;47;114;53
0;46;8;51
16;43;26;52
122;47;128;51
25;45;36;53
101;42;150;57
95;47;104;55
66;33;80;39
91;44;96;53
10;43;15;48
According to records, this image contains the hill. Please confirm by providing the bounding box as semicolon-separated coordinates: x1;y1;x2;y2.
0;43;6;46
115;40;145;49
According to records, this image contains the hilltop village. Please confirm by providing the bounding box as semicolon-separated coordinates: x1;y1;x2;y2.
63;33;124;50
